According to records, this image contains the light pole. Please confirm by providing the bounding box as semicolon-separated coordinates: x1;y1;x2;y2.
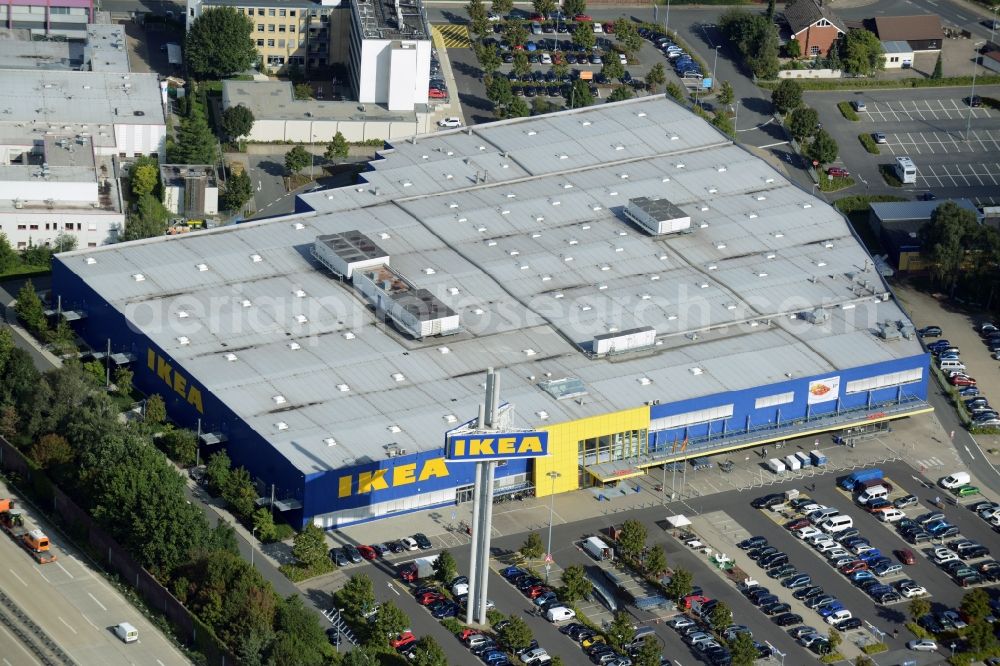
711;46;720;94
664;0;671;34
544;471;561;583
251;527;258;567
334;608;345;652
966;41;986;142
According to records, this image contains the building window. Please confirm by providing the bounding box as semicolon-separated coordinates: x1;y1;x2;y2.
17;242;25;249
810;46;820;55
279;24;286;32
268;24;275;31
65;223;73;229
268;8;275;15
845;368;923;394
278;39;285;48
257;39;264;46
246;8;253;15
88;242;97;247
50;6;70;13
88;223;97;231
289;9;296;16
17;224;26;230
755;391;795;409
29;224;38;230
258;23;264;31
650;404;734;430
279;8;286;16
238;7;245;14
76;223;82;230
267;39;275;47
890;56;899;62
299;38;306;47
817;19;829;26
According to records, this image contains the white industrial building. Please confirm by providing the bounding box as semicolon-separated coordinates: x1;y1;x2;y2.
348;0;431;111
160;165;220;218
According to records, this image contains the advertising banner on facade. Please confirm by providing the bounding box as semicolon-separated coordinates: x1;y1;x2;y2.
807;376;840;405
446;432;549;462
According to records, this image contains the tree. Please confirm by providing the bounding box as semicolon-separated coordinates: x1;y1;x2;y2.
292;523;327;568
504;22;527;49
572;22;596;50
646;63;666;93
718;10;779;79
466;0;489;36
342;647;377;666
15;280;47;336
222;170;253;211
325;131;350;161
121;193;171;241
533;0;556;18
433;549;457;584
275;594;328;660
771;79;803;114
221;104;254;140
766;0;776;19
334;574;376;626
665;81;684;102
854;657;875;666
960;588;991;623
520;532;544;559
411;636;448;666
606;611;636;652
185;7;257;79
828;39;842;69
30;433;73;469
908;597;931;622
828;627;842;651
617;519;647;560
664;567;693;601
284;145;311;175
807;129;839;166
372;601;409;646
718;80;735;106
712;111;735;137
932;52;943;79
113;366;133;396
919;201;979;293
160;428;198;466
223;466;258;518
171;113;216;164
560;564;592;602
602;59;625;81
784;37;801;59
496;615;533;652
513;50;531;77
567;79;594;108
131;162;159;197
293;83;313;100
507;97;531;118
0;405;19;440
709;601;733;633
633;635;661;666
205;450;232;495
491;0;512;17
842;29;885;77
251;507;277;542
474;41;501;74
486;75;514;107
728;632;757;666
965;620;999;653
563;0;585;17
645;544;667;576
788;107;819;141
607;86;634;102
145;393;167;424
615;19;642;54
0;232;18;274
531;97;556;115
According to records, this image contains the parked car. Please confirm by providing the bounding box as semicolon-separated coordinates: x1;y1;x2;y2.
907;639;938;652
827;166;850;178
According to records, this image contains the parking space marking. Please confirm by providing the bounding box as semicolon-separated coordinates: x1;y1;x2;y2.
863;100;993;123
915;162;1000;188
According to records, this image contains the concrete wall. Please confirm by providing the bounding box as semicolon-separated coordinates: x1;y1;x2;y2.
113;123;167;157
778;68;843;78
245;115;430;143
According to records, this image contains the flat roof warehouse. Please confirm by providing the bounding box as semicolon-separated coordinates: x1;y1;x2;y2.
54;97;921;477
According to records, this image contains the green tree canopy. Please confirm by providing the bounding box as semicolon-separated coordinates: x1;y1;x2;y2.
171;113;216;164
602;59;625;81
325;131;350;161
568;79;594;108
664;568;693;600
645;544;667;576
0;232;17;274
292;523;327;567
784;37;801;59
718;9;779;79
617;519;647;559
160;428;198;466
634;635;661;666
907;597;931;622
131;161;159;197
411;636;448;666
513;50;531;77
960;588;991;623
520;532;544;559
728;632;757;666
563;0;585;17
709;601;733;633
15;280;47;336
717;80;735;106
712;110;736;137
807;129;839;165
504;21;527;48
284;145;311;175
606;612;636;652
185;7;257;79
788;106;819;141
205;450;232;495
433;549;457;584
145;393;167;424
372;601;410;646
842;30;885;77
646;63;666;93
252;506;277;542
222;170;253;211
221;104;255;140
334;574;377;626
607;86;634;102
827;627;842;651
771;79;803;114
30;433;73;469
533;0;556;17
918;201;980;293
560;564;592;602
615;19;642;53
572;22;596;50
113;366;133;396
491;0;512;17
222;465;257;518
666;81;684;101
497;615;533;652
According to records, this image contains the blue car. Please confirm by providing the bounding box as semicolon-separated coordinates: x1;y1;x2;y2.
850;570;875;584
818;601;845;617
431;602;458;618
482;650;508;664
959;386;981;397
925;520;951;535
859;549;882;563
927;340;952;351
501;566;525;578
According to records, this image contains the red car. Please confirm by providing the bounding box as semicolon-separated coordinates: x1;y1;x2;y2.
428;89;447;99
574;14;592;22
418;592;445;606
683;594;710;609
827;167;850;178
391;631;416;649
840;560;868;575
528;585;550;599
895;549;916;565
358;545;377;560
950;375;977;387
531;13;544;21
603;21;615;33
400;564;418;582
459;628;481;642
785;518;810;531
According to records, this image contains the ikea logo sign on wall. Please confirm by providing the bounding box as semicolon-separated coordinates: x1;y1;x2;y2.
447;432;549;461
147;348;204;414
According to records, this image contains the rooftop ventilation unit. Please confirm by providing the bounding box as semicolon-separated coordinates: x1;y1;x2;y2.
593;326;656;355
312;230;390;279
875;320;902;341
623;198;691;236
801;309;830;324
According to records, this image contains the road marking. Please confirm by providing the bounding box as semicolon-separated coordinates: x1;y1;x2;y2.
58;616;78;634
88;591;108;611
965;445;973;458
387;581;400;596
157;660;166;666
0;623;41;666
758;141;789;149
81;614;99;630
956;13;969;20
35;566;51;583
55;561;74;579
7;568;27;587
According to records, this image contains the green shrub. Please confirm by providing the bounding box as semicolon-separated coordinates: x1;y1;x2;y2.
758;74;1000;90
878;164;903;187
819;653;844;664
818;175;854;192
837;101;860;120
905;622;931;639
439;617;467;634
862;642;888;654
859;133;880;154
833;195;905;214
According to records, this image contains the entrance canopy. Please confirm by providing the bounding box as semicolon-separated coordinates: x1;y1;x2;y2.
584;461;644;483
665;515;692;528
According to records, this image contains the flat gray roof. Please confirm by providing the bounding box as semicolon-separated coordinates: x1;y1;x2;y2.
0;32;84;70
58;97;922;475
871;198;981;222
222;79;426;122
881;40;913;54
354;0;429;41
85;24;130;73
0;68;164;125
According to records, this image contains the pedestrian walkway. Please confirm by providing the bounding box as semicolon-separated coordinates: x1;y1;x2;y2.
432;23;471;49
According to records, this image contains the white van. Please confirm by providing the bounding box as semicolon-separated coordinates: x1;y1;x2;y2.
114;622;138;643
545;607;576;623
819;515;854;533
939;359;966;372
939;472;971;489
857;485;889;505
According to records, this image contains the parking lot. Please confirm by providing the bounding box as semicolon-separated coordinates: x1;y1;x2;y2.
859;99;994;124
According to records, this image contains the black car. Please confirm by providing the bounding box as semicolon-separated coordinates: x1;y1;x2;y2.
753;594;779;608
331;548;349;566
751;494;785;509
513;640;539;656
738;536;768;550
561;623;588;637
773;613;803;626
763;602;791;616
918;326;943;338
794;586;823;600
343;544;362;563
451;575;469;587
837;617;862;630
413;533;432;550
760;553;789;568
748;588;774;603
748;546;777;561
967;95;982;107
517;576;543;591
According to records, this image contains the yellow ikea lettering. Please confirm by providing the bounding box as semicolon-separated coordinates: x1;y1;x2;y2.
519;436;544;454
417;458;449;482
497;437;517;454
358;469;390;494
393;463;416;487
145;348;205;415
338;476;352;498
470;438;494;456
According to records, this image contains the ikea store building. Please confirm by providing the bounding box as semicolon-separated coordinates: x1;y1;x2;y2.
52;98;931;529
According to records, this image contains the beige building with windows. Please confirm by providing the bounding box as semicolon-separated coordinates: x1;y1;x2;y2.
185;0;334;72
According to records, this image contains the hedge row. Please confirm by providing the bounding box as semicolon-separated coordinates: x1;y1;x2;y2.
758;75;1000;91
859;133;880;154
837;101;859;121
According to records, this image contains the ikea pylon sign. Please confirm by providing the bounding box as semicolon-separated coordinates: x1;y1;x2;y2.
446;432;549;462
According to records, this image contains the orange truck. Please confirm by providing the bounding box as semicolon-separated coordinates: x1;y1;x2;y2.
0;498;57;564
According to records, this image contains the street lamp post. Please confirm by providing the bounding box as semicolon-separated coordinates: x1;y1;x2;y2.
334;608;345;652
711;46;720;93
251;527;258;567
664;0;671;34
544;471;561;583
966;41;986;141
734;100;740;131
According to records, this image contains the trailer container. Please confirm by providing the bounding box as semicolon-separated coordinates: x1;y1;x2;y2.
795;452;812;468
767;458;786;473
809;450;828;466
784;454;801;471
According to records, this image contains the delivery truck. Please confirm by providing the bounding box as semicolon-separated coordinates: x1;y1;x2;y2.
839;468;883;491
583;536;614;561
399;554;439;582
0;498;56;564
809;450;828;466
